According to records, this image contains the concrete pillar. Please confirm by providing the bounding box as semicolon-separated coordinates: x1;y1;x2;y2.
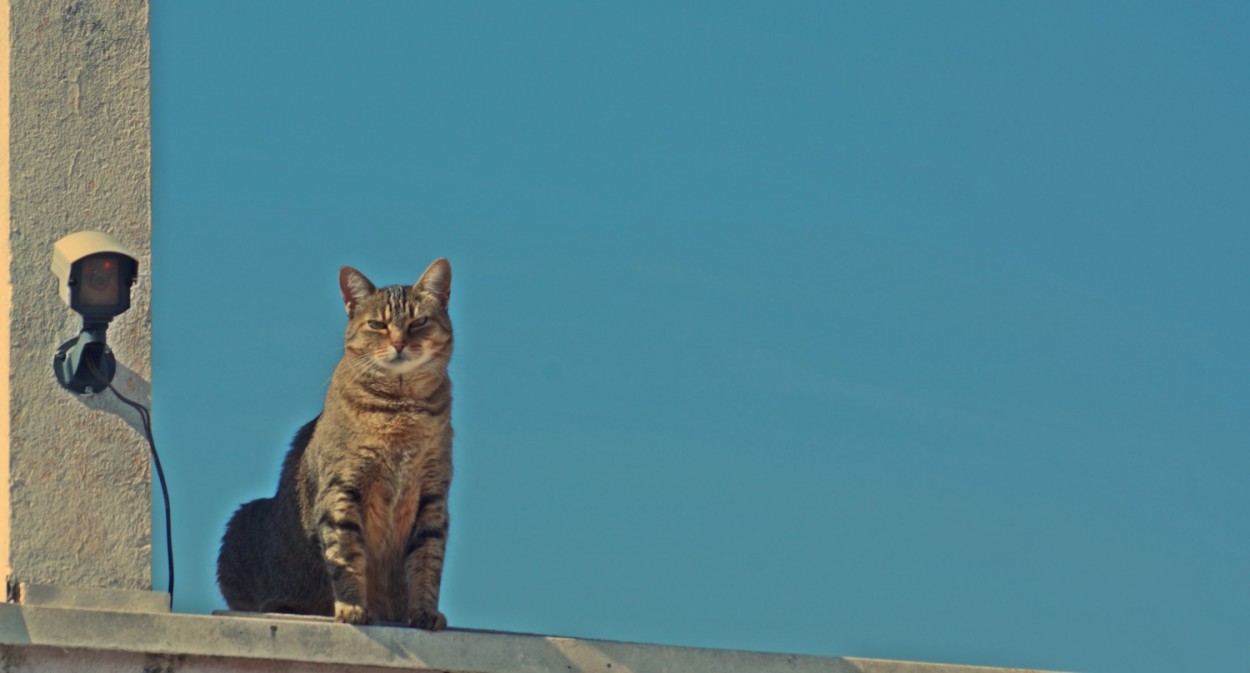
0;0;152;591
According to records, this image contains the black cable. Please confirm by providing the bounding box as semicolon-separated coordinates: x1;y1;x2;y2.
74;346;174;599
107;383;174;600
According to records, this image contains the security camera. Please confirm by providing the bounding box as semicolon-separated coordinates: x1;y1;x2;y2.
50;231;139;394
52;231;139;322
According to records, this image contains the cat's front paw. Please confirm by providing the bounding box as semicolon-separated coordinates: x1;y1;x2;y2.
407;606;447;631
334;601;371;625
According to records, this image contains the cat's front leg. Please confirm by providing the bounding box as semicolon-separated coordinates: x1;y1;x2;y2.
404;486;450;630
316;479;371;624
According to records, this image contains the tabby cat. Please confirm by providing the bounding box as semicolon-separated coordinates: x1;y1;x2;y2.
217;259;454;629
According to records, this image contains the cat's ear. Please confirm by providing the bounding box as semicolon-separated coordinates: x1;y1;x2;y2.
415;258;451;308
339;266;376;316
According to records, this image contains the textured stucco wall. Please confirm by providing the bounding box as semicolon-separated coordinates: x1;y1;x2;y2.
2;0;152;590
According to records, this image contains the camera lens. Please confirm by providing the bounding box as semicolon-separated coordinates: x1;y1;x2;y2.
79;255;121;306
88;271;111;290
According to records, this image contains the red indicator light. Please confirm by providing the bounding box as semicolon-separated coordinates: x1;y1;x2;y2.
104;260;113;270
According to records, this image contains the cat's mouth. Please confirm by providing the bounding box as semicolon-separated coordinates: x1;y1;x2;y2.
385;353;414;369
379;349;426;373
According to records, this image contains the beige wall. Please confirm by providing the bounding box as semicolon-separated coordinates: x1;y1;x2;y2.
1;0;152;590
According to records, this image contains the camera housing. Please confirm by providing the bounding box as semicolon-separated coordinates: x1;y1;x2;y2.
51;231;139;322
50;231;139;394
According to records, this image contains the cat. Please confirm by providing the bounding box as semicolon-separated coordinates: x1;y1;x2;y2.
217;259;454;629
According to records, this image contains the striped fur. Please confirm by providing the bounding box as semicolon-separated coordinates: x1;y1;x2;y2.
217;259;454;629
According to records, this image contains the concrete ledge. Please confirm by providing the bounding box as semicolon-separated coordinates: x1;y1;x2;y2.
0;604;1070;673
14;583;170;614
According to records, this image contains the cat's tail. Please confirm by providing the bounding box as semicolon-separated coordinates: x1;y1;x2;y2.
216;497;277;611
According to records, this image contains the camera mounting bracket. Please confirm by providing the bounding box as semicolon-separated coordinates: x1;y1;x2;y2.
52;321;116;395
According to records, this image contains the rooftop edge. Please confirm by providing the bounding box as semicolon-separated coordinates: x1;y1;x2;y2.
0;603;1073;673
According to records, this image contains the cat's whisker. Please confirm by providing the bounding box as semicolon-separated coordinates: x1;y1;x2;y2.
332;351;383;387
342;357;380;387
336;356;372;376
420;354;451;369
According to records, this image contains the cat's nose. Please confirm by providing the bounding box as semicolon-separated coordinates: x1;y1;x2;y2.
392;342;406;353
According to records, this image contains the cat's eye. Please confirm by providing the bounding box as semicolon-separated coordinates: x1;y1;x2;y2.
367;320;387;330
407;317;429;334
